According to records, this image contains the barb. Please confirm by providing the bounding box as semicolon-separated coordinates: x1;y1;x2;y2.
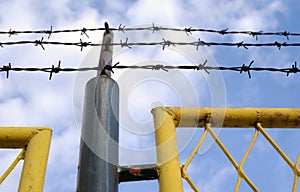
2;63;11;78
49;60;61;80
80;27;89;38
196;60;209;74
240;60;254;79
79;39;91;51
118;24;126;33
8;29;17;37
34;37;45;50
287;62;299;76
162;38;175;50
1;26;300;40
1;60;299;80
184;27;192;36
196;38;211;50
151;23;162;34
219;28;229;35
1;39;300;50
45;26;53;39
120;38;132;49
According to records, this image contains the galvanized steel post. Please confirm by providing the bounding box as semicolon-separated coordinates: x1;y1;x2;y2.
152;107;183;192
77;23;119;192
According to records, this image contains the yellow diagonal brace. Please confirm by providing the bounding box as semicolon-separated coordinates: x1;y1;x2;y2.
256;123;300;192
235;128;258;192
292;154;300;192
256;123;297;171
0;149;25;185
181;129;208;192
205;123;258;192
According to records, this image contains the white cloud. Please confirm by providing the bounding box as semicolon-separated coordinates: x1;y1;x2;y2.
45;126;79;192
183;0;284;28
202;166;235;192
126;0;183;25
0;0;41;28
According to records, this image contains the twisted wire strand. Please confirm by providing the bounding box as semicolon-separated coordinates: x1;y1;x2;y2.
0;24;298;40
0;60;298;80
0;38;299;51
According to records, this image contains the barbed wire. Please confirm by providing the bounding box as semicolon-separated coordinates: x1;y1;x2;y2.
1;60;299;80
0;24;298;40
1;38;300;51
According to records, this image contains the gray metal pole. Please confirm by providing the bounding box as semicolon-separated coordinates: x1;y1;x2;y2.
77;23;119;192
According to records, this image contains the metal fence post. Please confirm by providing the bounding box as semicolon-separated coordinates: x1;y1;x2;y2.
77;23;119;192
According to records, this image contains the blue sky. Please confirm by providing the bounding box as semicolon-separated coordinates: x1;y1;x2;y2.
0;0;299;191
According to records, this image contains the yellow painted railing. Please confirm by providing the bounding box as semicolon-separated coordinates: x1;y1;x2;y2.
152;107;300;192
0;127;52;192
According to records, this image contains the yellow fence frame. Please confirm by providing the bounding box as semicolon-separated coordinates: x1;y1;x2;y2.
152;107;300;192
0;127;52;192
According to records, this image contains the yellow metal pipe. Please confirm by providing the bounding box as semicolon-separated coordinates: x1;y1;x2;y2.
150;108;300;192
0;127;39;148
18;128;52;192
152;107;183;192
166;108;300;128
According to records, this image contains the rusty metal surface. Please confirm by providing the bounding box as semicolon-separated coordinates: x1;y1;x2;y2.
118;164;158;182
